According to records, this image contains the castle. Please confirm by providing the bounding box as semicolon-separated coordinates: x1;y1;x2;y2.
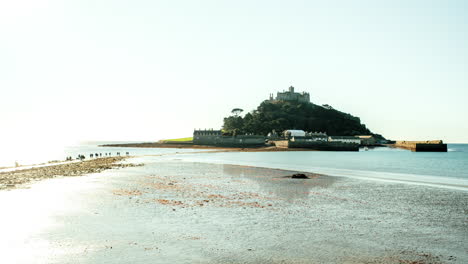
268;86;310;103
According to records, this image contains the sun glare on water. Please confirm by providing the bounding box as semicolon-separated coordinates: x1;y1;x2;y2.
0;175;99;263
0;137;75;168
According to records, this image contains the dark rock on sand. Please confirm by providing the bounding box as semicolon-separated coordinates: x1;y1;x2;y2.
291;173;309;179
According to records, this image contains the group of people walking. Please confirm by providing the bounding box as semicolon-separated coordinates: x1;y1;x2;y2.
65;152;130;161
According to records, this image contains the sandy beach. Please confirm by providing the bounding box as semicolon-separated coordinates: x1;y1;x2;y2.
0;155;466;264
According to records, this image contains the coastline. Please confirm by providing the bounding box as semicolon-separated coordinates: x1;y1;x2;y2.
100;142;346;152
0;157;466;263
0;156;142;190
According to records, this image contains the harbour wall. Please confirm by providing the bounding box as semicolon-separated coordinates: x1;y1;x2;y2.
394;141;447;152
274;140;359;151
193;135;266;147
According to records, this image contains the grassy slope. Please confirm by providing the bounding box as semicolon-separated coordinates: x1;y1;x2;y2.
162;137;193;142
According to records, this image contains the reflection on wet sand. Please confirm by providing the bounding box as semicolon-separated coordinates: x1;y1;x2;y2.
1;158;466;264
222;164;336;201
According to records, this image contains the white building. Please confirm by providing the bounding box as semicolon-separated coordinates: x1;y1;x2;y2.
328;136;361;144
283;130;306;138
306;131;327;137
304;135;328;142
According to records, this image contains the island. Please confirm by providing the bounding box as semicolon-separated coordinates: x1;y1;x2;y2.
104;86;447;152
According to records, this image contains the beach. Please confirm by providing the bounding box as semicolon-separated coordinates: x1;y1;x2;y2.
0;154;466;264
0;157;141;190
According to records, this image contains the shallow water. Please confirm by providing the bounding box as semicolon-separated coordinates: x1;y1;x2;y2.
0;141;205;168
2;142;467;190
170;145;468;190
1;157;466;263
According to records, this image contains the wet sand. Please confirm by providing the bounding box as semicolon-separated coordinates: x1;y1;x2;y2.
0;157;141;190
0;157;466;264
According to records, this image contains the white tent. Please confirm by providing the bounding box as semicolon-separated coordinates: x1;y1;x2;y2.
284;130;306;137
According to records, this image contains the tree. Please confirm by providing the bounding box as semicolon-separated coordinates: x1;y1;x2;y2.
223;115;244;134
222;100;378;137
231;108;244;116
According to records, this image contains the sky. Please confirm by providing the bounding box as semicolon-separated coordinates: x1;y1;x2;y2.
1;0;467;147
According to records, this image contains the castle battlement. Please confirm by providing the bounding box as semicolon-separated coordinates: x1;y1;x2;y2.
268;86;310;103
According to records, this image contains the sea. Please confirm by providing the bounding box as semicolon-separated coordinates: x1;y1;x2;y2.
1;142;467;190
0;141;201;168
1;142;467;263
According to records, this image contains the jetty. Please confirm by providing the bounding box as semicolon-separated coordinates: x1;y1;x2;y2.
273;140;359;151
393;140;447;152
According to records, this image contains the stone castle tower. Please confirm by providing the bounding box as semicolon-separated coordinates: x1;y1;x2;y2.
269;86;310;103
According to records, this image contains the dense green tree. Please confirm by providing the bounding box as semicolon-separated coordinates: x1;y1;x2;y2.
222;100;379;137
222;115;244;135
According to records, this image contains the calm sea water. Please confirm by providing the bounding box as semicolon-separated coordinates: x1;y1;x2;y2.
1;142;467;189
171;144;468;189
0;141;200;168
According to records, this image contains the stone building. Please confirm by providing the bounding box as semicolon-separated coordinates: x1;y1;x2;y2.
268;86;310;103
355;135;377;146
193;129;222;137
193;129;265;147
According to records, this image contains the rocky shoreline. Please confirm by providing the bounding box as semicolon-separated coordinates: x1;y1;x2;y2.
0;157;142;190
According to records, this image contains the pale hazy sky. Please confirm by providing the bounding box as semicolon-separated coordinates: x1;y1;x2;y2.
1;0;467;146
